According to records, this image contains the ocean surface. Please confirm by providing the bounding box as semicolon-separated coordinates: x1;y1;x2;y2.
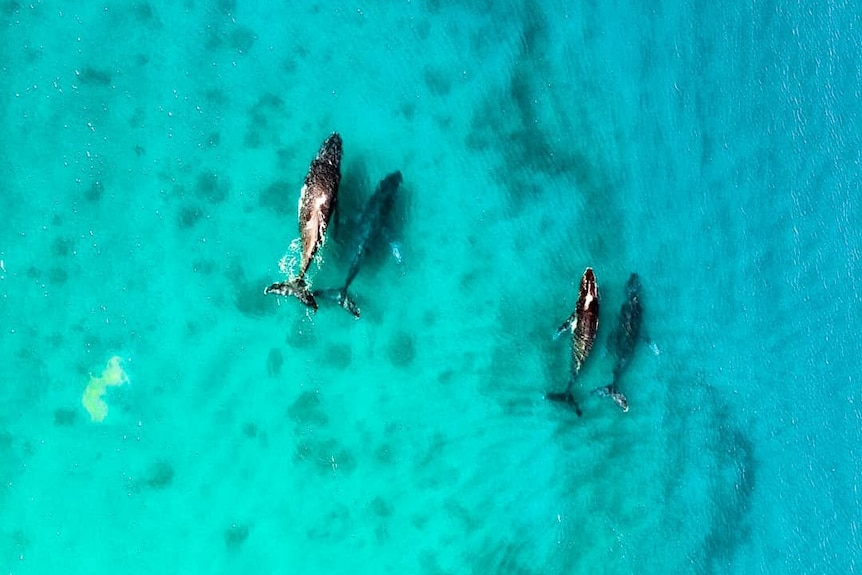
1;1;860;573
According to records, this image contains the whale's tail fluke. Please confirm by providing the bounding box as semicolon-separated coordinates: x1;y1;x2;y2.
545;389;583;417
264;277;318;311
314;287;360;319
592;384;629;412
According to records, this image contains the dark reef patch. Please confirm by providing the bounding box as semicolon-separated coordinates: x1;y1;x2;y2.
51;237;75;257
85;180;104;202
244;93;288;148
702;399;757;570
294;436;356;475
46;331;64;348
0;429;13;452
306;502;353;541
216;0;236;15
2;2;22;17
191;259;216;275
77;67;112;86
259;179;292;216
241;422;258;438
125;459;175;494
287;390;328;427
468;538;537;575
400;101;416;120
177;204;203;229
369;496;393;518
143;460;175;490
286;320;318;349
462;5;626;266
47;267;68;285
422;310;438;327
322;343;352;371
424;67;453;96
132;2;158;25
266;348;283;377
203;87;228;106
661;379;759;569
228;26;257;52
280;57;298;75
374;443;395;465
204;131;220;149
437;369;456;385
224;523;250;550
195;171;229;204
53;408;77;426
386;331;416;368
275;147;296;164
231;267;277;318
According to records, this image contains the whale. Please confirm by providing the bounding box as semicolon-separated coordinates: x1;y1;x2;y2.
592;272;643;412
546;267;600;416
314;170;402;318
264;133;343;311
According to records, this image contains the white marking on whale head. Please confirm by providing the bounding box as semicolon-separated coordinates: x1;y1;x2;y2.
297;184;308;218
313;193;329;212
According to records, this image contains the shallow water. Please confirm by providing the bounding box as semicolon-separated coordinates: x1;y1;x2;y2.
1;1;860;573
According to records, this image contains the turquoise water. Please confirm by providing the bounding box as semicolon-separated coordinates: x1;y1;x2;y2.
2;1;860;573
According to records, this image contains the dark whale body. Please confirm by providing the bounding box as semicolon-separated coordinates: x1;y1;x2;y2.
264;133;343;311
546;267;600;416
314;170;402;318
593;272;643;412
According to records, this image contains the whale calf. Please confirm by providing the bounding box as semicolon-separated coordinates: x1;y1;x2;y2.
314;170;402;318
264;133;343;311
546;267;600;416
592;272;643;412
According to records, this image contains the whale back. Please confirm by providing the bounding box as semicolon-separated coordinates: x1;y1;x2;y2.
612;272;643;378
572;267;600;375
297;133;343;276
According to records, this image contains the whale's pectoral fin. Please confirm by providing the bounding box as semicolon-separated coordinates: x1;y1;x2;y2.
554;312;577;339
313;287;361;319
545;391;583;417
643;334;660;355
265;278;318;311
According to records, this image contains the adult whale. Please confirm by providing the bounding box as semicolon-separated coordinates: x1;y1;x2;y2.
593;272;644;412
264;133;343;311
314;170;402;318
546;267;600;416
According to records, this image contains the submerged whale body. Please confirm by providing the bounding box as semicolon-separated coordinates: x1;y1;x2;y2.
545;267;600;415
264;133;343;311
593;272;643;412
314;170;402;318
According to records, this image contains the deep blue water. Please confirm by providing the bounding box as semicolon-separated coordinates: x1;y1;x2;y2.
1;1;860;573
